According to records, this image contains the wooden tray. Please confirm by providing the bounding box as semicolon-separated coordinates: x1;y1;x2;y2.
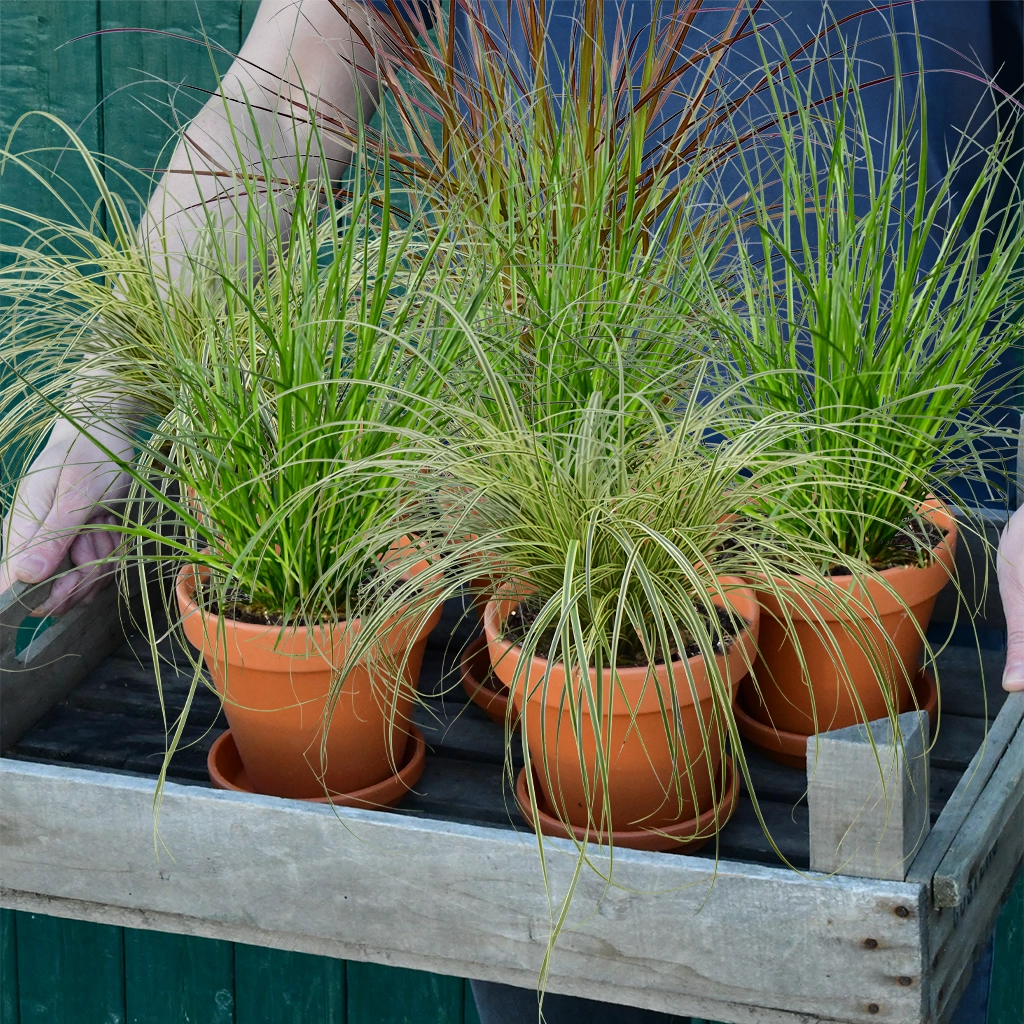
1;509;1019;1024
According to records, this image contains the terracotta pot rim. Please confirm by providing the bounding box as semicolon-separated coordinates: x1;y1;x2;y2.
763;497;956;587
207;724;426;807
755;499;957;628
176;544;443;669
483;575;758;683
176;543;437;642
514;755;740;852
459;633;521;730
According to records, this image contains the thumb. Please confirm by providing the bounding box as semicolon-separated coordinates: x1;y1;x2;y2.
998;510;1024;691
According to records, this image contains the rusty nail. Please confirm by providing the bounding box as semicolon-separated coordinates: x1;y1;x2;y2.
868;1004;880;1015
894;905;910;918
897;977;913;987
863;938;879;949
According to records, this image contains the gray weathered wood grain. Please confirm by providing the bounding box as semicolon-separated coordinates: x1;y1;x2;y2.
906;691;1024;891
0;576;144;751
926;800;1024;1024
0;759;927;1024
807;712;930;881
930;642;1006;721
1;578;51;658
932;721;1023;908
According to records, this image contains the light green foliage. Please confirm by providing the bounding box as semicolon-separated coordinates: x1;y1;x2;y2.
427;95;726;438
0;118;471;625
710;32;1024;564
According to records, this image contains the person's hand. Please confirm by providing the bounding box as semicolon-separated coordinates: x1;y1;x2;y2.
997;504;1024;691
1;418;133;617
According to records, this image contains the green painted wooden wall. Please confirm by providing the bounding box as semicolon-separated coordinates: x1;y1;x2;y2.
0;909;483;1024
0;4;1020;1023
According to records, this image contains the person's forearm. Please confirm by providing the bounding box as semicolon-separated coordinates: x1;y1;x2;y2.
140;0;388;285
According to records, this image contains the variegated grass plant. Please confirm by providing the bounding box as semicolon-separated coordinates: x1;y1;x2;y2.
347;332;886;993
691;29;1024;733
0;116;479;796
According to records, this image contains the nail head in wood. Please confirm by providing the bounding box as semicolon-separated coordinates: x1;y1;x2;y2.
807;711;931;881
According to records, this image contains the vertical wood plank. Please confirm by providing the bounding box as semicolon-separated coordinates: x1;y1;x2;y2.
463;980;481;1024
988;871;1024;1024
97;1;244;223
347;962;463;1024
0;910;17;1024
234;944;343;1024
15;912;125;1024
0;1;103;498
239;0;260;39
808;711;930;881
0;1;103;239
124;928;234;1024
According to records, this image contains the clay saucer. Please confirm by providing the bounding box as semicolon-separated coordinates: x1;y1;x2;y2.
208;725;426;809
734;668;938;770
460;633;518;730
514;756;740;853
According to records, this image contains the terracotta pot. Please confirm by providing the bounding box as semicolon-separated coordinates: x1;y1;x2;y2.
736;667;939;770
459;633;517;729
746;498;956;739
514;756;741;852
484;580;759;832
176;561;442;800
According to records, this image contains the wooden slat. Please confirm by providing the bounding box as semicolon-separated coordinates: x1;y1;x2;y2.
930;642;1006;721
807;712;930;881
932;722;1024;908
13;911;126;1024
0;910;16;1024
348;962;465;1024
0;578;52;645
0;1;103;240
97;0;245;219
464;981;483;1024
124;928;235;1024
0;575;146;752
926;799;1024;1024
234;942;344;1024
0;759;928;1024
906;692;1024;891
987;873;1024;1024
0;551;74;659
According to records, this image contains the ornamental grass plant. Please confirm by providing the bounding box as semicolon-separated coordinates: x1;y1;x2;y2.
0;113;479;797
710;35;1024;567
347;329;894;992
704;33;1024;746
1;4;1012;999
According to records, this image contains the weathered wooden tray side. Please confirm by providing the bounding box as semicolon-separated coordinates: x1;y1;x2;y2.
0;759;927;1024
914;692;1024;1024
1;513;1021;1024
